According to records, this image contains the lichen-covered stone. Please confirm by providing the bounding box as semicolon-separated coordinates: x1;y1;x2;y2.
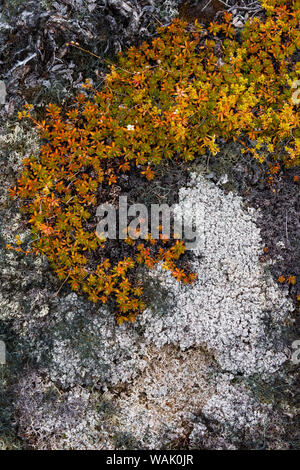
139;174;292;376
0;0;298;449
2;152;295;448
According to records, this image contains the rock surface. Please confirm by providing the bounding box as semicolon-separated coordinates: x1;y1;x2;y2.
0;0;298;450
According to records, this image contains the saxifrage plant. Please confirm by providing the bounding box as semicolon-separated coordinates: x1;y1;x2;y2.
9;0;300;322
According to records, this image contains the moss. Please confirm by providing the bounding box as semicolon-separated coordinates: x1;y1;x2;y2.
112;431;142;450
0;322;34;449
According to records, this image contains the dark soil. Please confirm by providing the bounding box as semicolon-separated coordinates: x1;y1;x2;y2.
83;157;196;309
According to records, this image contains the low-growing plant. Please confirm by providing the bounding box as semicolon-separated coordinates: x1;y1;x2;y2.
9;0;299;322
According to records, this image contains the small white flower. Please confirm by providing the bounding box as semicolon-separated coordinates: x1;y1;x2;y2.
126;124;135;131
